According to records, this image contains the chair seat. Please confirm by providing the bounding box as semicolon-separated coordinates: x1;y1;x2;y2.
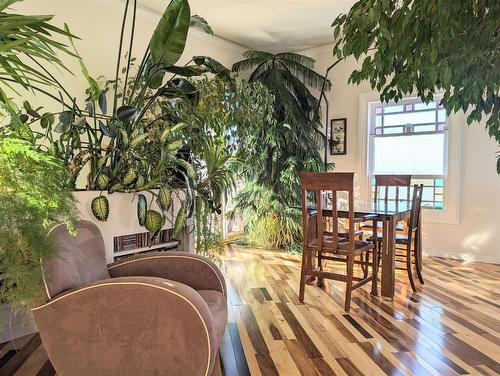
308;236;373;254
196;290;228;349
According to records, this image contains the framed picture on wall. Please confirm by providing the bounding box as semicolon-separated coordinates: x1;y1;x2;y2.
330;118;347;155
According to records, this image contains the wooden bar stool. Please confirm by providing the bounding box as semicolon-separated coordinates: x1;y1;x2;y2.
298;172;378;312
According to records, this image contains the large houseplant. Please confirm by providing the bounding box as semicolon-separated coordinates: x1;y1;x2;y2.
231;51;332;250
0;134;77;310
7;0;229;237
331;0;500;171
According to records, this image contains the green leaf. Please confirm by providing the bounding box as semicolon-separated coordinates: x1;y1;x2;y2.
161;122;186;141
173;204;186;235
59;111;73;125
144;209;165;233
129;133;149;148
98;92;107;114
148;0;191;87
0;0;20;12
177;159;195;179
96;173;109;190
157;186;172;211
167;140;183;152
122;168;137;185
135;175;145;189
137;194;147;226
190;15;213;34
91;195;109;221
116;105;137;122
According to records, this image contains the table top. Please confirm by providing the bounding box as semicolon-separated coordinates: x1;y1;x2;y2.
298;200;422;218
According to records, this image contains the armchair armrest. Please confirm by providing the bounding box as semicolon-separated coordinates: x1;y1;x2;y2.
108;252;226;296
32;276;218;376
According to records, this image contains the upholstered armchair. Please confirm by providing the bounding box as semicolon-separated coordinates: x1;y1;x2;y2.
32;221;227;376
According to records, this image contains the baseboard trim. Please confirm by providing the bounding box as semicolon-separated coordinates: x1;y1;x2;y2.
423;248;500;264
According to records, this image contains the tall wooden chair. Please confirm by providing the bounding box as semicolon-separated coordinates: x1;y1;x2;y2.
299;172;378;312
372;184;424;292
361;174;412;234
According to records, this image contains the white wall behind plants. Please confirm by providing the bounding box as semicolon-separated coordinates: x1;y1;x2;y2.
299;44;500;264
14;0;247;109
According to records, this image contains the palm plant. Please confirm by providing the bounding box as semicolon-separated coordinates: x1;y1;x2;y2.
0;0;74;103
231;51;332;250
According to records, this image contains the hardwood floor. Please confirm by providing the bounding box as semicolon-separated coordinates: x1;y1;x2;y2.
1;245;500;375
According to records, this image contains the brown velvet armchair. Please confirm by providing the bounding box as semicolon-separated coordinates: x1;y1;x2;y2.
32;221;227;376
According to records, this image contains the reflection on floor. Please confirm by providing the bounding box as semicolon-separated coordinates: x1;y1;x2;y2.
1;245;500;375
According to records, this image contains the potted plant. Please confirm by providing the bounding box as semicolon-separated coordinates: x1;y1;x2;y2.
4;0;276;261
0;133;77;341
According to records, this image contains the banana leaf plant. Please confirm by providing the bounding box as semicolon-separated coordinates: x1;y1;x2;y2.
4;0;237;239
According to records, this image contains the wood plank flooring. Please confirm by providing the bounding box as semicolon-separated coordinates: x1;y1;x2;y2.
1;245;499;375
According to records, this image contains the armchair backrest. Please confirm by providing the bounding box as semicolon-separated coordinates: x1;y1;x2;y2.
44;220;109;299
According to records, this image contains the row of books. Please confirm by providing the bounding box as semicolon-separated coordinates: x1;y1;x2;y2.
112;242;179;262
113;229;173;253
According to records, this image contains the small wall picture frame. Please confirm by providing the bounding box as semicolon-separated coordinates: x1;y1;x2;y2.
330;117;347;155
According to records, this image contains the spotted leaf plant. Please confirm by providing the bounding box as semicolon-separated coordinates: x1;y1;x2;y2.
4;0;238;239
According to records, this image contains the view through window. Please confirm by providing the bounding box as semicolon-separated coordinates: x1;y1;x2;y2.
368;97;448;209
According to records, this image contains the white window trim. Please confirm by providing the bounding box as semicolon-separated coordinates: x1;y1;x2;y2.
357;92;461;224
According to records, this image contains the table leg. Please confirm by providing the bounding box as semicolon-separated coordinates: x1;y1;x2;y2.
381;216;396;300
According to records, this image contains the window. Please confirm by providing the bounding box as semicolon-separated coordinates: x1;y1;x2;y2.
368;97;448;210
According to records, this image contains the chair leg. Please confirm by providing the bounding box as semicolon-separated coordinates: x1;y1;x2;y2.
406;244;417;293
317;250;324;287
414;238;425;285
344;252;355;312
299;248;308;302
371;248;378;296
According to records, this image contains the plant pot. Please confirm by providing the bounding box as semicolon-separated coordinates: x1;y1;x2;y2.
74;190;194;263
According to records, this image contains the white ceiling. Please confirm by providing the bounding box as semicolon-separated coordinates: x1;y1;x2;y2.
138;0;357;52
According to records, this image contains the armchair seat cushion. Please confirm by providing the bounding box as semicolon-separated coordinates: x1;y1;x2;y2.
197;290;227;348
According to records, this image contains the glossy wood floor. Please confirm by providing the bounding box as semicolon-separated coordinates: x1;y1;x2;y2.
1;245;499;375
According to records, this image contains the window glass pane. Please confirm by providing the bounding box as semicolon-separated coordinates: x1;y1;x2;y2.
414;124;436;132
414;102;436;110
435;179;444;187
422;187;434;201
375;116;382;126
438;109;446;122
384;110;435;126
384;105;404;113
372;134;445;175
383;126;404;134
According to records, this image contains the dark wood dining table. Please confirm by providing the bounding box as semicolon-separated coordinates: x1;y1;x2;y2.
302;200;423;300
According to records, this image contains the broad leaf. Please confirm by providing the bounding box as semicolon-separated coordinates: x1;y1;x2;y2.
189;15;213;34
144;209;165;233
148;0;191;88
116;105;137;122
157;186;172;211
96;173;109;190
91;195;109;221
137;194;147;226
122;168;137;185
173;204;186;235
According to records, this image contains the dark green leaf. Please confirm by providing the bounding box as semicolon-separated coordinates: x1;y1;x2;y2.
137;194;147;226
91;195;109;221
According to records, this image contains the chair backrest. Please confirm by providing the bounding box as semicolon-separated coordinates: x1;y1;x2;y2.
300;172;355;252
43;220;109;299
374;175;412;202
408;184;424;240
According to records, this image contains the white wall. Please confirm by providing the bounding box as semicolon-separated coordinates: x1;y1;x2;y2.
300;44;500;263
14;0;247;108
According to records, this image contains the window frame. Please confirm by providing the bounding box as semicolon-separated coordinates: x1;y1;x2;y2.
357;92;462;224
